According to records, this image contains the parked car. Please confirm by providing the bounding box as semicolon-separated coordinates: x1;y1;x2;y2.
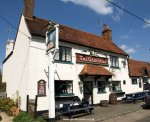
144;90;150;107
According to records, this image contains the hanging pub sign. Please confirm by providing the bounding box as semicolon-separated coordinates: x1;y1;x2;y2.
46;24;59;52
38;80;46;96
76;53;108;65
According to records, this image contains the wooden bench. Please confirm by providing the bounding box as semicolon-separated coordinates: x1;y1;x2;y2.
122;91;147;103
61;100;94;118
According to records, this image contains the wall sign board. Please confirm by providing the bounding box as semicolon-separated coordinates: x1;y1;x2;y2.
38;80;46;96
76;53;108;65
46;24;59;52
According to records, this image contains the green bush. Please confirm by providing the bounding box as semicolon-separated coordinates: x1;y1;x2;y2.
0;70;2;82
34;116;46;122
0;98;16;115
13;111;33;122
0;83;6;92
13;111;46;122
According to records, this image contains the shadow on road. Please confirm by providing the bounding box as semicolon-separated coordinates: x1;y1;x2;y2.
141;103;150;109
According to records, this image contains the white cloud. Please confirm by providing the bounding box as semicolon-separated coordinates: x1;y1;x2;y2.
135;45;140;48
110;2;124;22
111;14;120;22
143;18;150;28
120;44;127;50
61;0;113;15
120;44;136;54
120;35;132;39
116;7;124;15
126;48;136;54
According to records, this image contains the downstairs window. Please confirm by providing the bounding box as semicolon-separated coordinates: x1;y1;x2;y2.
112;81;122;92
55;80;73;96
97;81;106;93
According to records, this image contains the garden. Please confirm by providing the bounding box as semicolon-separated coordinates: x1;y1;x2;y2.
0;91;46;122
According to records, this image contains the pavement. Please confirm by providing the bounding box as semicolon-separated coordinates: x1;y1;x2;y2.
58;101;145;122
0;112;14;122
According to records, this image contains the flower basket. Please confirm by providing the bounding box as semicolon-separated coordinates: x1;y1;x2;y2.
11;107;20;116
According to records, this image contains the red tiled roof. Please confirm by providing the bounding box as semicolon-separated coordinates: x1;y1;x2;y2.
128;59;150;77
25;16;128;56
79;64;113;76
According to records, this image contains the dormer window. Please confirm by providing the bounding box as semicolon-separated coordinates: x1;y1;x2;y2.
110;56;119;68
54;46;72;62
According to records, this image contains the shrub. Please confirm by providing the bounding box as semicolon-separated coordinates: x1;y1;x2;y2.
13;111;46;122
0;70;2;82
0;83;6;92
13;111;33;122
34;116;46;122
0;98;17;116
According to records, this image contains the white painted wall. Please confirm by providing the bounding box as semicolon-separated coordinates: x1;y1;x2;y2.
128;78;143;93
5;40;14;57
28;37;49;111
2;15;31;111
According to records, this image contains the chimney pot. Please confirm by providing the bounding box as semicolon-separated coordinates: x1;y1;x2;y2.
102;24;112;41
104;24;108;30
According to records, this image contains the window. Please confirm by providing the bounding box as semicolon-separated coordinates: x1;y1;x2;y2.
55;80;73;96
123;80;126;85
97;81;106;93
132;79;138;84
139;81;142;88
110;56;119;68
54;46;72;62
143;77;148;83
112;81;122;92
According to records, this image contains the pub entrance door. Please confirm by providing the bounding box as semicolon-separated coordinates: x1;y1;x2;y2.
83;81;93;104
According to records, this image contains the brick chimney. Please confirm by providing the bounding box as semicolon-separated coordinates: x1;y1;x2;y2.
102;24;112;41
23;0;34;19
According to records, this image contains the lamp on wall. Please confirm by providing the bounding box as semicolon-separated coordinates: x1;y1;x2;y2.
79;81;83;88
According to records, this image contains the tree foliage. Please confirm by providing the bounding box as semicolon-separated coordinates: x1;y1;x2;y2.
0;70;2;82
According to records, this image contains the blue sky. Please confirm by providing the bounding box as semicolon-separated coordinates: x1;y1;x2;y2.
0;0;150;70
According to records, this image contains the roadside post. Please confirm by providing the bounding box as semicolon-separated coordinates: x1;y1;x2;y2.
46;23;59;122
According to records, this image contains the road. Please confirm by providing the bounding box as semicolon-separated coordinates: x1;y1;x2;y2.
58;108;150;122
58;102;150;122
104;109;150;122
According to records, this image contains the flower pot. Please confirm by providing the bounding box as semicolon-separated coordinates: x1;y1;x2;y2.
12;108;20;116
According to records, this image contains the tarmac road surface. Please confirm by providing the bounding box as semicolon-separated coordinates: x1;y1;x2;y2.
59;109;150;122
105;109;150;122
57;102;150;122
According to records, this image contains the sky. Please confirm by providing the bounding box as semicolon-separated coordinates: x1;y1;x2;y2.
0;0;150;70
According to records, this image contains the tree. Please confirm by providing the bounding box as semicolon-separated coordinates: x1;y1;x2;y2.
0;70;2;82
0;70;5;92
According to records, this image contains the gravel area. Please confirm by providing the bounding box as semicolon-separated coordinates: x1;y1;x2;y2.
0;112;14;122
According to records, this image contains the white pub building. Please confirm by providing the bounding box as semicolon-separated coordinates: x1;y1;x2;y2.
2;0;150;117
